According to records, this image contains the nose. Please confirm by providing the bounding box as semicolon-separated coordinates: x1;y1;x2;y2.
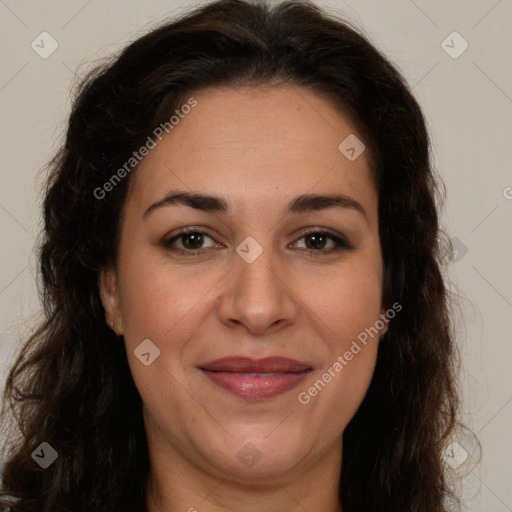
217;245;299;335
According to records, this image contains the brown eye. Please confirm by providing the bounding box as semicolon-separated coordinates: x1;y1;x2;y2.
304;233;328;250
292;230;352;253
181;232;205;250
163;229;219;255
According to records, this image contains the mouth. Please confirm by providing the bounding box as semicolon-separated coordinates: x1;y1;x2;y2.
198;356;313;401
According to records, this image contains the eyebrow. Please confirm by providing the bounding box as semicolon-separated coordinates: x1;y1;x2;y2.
143;191;368;222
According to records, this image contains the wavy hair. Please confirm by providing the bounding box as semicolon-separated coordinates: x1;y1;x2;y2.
0;1;460;510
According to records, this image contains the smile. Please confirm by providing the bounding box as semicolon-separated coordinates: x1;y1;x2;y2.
199;356;312;400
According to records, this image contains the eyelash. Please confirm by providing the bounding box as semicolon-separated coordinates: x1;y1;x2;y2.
163;227;353;256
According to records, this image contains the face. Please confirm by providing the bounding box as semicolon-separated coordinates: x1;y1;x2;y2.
100;85;386;485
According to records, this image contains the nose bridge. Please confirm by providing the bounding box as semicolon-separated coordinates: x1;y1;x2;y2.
218;236;297;333
235;239;282;306
237;246;279;298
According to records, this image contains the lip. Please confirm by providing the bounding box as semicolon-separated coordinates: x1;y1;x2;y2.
199;356;312;401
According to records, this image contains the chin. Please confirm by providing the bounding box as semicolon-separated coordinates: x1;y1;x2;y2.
203;432;310;482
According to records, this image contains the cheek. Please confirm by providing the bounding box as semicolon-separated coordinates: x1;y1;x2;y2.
306;255;383;344
117;261;217;418
118;257;222;341
117;256;230;403
296;258;382;420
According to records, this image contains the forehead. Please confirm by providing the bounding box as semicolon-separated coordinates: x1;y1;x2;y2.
127;85;377;220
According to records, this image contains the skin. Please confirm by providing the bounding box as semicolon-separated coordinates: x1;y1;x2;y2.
99;85;387;512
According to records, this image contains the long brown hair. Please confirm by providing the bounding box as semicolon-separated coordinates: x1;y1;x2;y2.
0;1;461;510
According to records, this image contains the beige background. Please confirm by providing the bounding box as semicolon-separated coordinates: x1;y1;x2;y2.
1;0;511;509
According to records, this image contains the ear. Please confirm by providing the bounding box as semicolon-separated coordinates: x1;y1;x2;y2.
98;268;123;335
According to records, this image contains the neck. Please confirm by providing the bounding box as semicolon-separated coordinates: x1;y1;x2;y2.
146;438;343;512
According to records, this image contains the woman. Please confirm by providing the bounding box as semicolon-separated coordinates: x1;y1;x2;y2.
0;0;461;510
